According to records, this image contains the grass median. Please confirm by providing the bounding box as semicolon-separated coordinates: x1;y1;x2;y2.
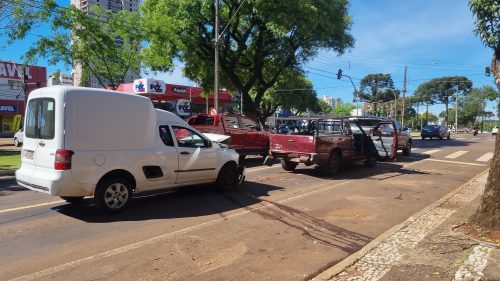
0;151;21;172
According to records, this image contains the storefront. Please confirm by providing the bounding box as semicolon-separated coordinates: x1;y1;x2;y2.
116;79;238;118
0;61;47;135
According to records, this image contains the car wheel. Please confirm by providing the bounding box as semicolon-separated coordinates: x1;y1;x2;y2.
216;162;240;190
14;138;20;147
60;196;84;204
323;151;342;176
95;177;131;213
402;142;411;156
447;134;451;140
281;160;298;171
364;156;377;167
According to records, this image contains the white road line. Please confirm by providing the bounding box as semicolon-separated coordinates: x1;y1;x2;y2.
0;201;65;214
422;149;441;155
247;165;278;172
476;152;493;162
8;179;355;281
445;150;468;159
422;158;487;167
456;137;465;140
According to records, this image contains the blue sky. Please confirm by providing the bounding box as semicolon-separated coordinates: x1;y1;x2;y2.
1;0;497;117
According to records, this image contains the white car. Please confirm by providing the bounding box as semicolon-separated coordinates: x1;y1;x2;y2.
13;128;24;147
16;86;245;213
492;126;498;136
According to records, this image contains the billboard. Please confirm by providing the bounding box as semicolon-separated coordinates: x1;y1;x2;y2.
175;99;191;116
133;78;165;94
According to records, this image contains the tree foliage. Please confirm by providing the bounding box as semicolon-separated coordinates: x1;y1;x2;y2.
6;1;144;89
332;102;355;116
440;86;497;126
357;73;399;102
141;0;354;121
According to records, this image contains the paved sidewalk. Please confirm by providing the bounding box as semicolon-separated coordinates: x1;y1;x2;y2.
314;170;500;281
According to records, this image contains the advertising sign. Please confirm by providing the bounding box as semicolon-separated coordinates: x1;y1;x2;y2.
133;78;165;94
176;99;191;116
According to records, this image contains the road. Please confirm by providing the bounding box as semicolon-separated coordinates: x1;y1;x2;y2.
0;134;495;281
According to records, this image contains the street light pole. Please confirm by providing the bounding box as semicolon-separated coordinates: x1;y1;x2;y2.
455;93;458;133
388;88;398;119
214;0;220;114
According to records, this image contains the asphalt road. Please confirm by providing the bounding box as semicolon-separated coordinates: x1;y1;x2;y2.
0;134;496;281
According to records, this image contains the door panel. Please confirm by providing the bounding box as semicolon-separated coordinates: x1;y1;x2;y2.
371;122;397;160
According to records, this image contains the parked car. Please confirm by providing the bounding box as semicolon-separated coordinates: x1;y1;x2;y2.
421;125;451;140
188;113;270;156
264;116;397;175
349;116;412;156
16;86;244;213
492;125;498;136
13;128;24;147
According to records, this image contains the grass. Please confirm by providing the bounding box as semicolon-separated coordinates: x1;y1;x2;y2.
0;151;21;171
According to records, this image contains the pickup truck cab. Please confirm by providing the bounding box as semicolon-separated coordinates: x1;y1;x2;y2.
16;86;244;213
188;113;270;156
265;116;397;175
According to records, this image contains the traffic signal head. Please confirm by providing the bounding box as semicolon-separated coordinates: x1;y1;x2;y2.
337;69;343;79
485;67;491;77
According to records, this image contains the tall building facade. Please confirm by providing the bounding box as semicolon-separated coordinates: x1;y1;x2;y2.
322;95;342;107
71;0;140;88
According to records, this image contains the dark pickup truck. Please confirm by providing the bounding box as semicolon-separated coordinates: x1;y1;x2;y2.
188;113;270;156
264;116;397;175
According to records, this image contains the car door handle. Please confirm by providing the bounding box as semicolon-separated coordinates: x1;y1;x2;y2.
288;139;294;142
180;151;190;155
38;141;45;147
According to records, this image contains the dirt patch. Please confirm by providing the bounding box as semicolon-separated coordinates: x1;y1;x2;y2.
455;223;500;245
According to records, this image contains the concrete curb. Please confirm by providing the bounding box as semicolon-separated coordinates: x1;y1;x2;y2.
312;169;490;281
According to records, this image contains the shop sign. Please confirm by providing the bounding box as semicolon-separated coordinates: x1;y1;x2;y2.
0;105;16;112
0;62;32;79
172;87;188;94
133;78;165;94
176;99;190;116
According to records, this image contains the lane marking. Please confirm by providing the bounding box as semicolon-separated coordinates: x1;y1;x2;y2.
445;150;468;159
8;179;355;281
456;137;465;140
476;152;493;162
422;158;487;167
422;149;440;155
0;201;65;214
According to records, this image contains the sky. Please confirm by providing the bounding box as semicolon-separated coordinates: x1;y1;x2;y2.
1;0;497;117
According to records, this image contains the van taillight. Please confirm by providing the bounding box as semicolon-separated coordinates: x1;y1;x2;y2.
55;149;74;170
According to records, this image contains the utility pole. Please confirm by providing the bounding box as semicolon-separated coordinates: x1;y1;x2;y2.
402;66;407;126
455;93;458;133
214;0;220;114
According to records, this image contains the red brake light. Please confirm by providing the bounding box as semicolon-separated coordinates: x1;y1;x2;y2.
55;149;74;170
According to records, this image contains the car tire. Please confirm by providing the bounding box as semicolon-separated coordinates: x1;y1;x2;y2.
402;142;411;156
14;138;20;147
447;134;451;140
281;160;298;171
216;162;240;191
323;151;342;176
95;177;132;213
364;156;377;167
60;196;84;204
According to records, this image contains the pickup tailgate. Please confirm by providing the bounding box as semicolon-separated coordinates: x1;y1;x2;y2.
269;134;315;155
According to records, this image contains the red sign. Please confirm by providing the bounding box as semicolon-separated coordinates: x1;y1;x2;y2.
0;61;47;84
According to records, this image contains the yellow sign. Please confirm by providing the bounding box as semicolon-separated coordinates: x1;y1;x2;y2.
11;114;22;133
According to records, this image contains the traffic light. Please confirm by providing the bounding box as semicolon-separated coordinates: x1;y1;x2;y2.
337;69;343;79
485;67;491;77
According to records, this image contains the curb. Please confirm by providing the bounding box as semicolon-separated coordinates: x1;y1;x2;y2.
312;169;490;281
0;170;16;177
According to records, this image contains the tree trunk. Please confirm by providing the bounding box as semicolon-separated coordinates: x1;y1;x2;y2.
445;98;449;127
470;54;500;230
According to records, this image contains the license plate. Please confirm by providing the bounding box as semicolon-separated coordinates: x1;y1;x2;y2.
24;150;34;159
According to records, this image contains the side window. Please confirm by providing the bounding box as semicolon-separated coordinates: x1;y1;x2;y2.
25;100;38;138
240;117;258;131
172;126;209;148
159;126;174;146
224;116;240;128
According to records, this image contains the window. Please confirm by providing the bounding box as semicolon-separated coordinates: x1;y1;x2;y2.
188;115;215;126
240;117;258;131
172;126;209;148
25;98;55;139
224;116;240;128
317;120;343;134
159;126;174;146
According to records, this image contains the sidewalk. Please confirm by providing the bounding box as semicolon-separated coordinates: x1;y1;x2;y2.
314;170;500;281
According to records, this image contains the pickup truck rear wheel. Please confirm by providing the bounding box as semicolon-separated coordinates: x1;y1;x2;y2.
324;151;342;175
95;178;131;213
281;160;298;171
217;162;240;190
364;156;377;167
402;142;411;156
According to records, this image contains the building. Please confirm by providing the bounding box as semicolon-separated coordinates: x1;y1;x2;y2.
322;95;342;107
0;61;47;135
71;0;140;88
47;72;74;86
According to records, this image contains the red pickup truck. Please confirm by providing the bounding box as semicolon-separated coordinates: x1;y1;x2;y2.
188;113;270;156
265;116;397;175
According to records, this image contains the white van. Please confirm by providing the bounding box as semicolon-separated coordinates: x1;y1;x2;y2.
16;86;244;213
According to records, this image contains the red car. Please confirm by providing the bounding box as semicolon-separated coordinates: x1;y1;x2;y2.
188;114;270;156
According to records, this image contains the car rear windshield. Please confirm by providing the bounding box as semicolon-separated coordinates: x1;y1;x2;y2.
188;116;215;126
423;125;439;130
25;98;55;139
354;119;382;127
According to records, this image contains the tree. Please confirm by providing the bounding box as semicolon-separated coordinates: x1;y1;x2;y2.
469;0;500;230
414;84;436;125
316;99;333;115
332;102;355;116
356;73;399;114
141;0;354;121
6;2;144;89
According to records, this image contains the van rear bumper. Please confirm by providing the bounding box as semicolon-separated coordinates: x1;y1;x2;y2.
16;167;95;197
